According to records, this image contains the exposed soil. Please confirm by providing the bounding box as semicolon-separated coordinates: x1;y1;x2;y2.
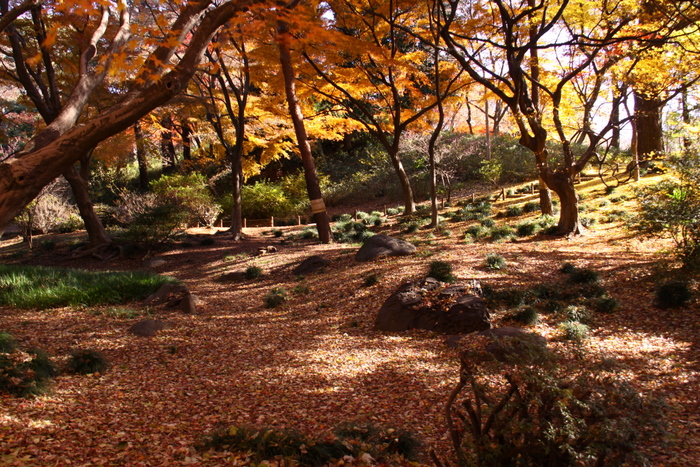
1;179;699;466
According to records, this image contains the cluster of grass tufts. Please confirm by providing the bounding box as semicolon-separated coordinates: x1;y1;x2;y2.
0;265;179;310
333;219;374;243
0;332;57;398
199;422;420;465
428;261;456;283
451;201;492;222
485;263;619;323
264;287;288;308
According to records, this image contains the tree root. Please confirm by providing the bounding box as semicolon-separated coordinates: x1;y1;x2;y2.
67;242;123;261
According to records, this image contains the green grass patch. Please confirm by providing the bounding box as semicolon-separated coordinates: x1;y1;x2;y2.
0;265;179;310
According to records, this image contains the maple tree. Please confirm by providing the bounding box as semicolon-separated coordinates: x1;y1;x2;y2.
0;0;264;231
301;0;466;215
437;0;700;235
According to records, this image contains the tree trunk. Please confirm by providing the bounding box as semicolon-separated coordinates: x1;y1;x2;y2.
610;90;622;149
545;171;582;235
229;149;243;240
634;91;664;158
539;174;553;215
181;119;192;163
277;21;332;244
63;164;111;248
133;120;149;191
388;147;416;215
160;116;177;174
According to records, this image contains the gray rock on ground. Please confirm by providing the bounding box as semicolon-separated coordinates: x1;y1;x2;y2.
143;258;167;268
355;234;416;262
375;278;491;334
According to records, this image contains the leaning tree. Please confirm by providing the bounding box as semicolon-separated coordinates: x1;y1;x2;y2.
0;0;262;230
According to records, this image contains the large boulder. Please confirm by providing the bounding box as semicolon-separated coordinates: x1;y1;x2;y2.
375;278;491;334
355;234;416;262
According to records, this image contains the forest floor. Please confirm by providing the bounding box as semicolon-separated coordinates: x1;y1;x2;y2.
0;175;699;466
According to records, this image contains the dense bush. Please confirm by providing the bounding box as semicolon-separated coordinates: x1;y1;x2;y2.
656;280;693;309
14;179;81;235
151;173;222;227
66;349;109;375
120;203;189;248
240;180;297;219
634;152;700;268
440;339;665;466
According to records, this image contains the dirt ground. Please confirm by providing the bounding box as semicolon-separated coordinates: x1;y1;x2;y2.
1;183;699;466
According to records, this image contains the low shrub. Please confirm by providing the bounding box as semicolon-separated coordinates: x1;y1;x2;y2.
490;225;515;242
480;218;495;228
591;296;620;314
569;267;600;284
560;262;577;274
523;201;540;213
264;287;287;308
363;273;380;287
428;261;456;283
484;253;507;270
245;266;263;280
656;280;692;309
505;205;523;217
509;306;539;325
516;220;541;237
0;343;57;398
66;349;109;375
465;224;487;240
560;320;590;341
561;305;591;324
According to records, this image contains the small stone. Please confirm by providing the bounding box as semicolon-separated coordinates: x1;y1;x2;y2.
143;258;166;268
128;319;172;337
